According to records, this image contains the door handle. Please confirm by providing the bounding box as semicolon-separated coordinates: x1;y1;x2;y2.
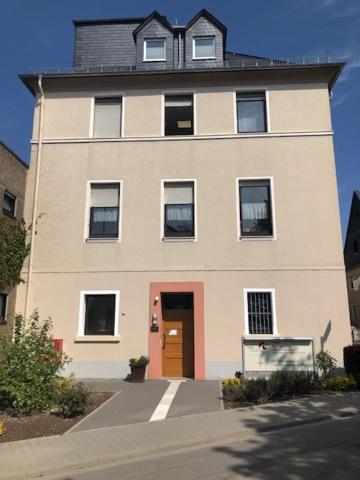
162;333;166;349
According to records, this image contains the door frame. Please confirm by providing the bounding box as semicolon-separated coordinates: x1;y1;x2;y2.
148;282;205;380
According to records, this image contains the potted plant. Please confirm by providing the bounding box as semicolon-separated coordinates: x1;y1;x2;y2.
129;355;150;383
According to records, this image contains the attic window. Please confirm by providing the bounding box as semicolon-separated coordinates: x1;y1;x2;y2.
193;36;215;59
164;95;193;136
144;39;166;61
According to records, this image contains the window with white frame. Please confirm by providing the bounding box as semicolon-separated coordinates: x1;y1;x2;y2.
3;191;16;217
80;292;118;336
144;39;166;61
238;179;273;237
93;97;122;138
0;293;7;324
163;181;195;238
237;92;266;133
193;36;215;59
89;183;120;239
246;291;275;335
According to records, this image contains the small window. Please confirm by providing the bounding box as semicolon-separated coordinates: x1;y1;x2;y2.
165;95;193;136
193;36;215;59
84;294;116;335
239;180;273;237
0;293;7;324
247;291;274;335
3;191;16;217
93;97;122;138
144;39;166;61
351;305;358;325
164;181;195;238
353;240;359;255
237;92;266;133
89;183;120;239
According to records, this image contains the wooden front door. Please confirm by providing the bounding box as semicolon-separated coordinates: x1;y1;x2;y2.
162;293;194;378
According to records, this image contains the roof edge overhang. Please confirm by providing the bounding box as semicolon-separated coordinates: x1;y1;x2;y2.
19;62;345;97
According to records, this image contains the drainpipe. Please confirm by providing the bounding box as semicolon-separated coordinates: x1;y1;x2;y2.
178;31;181;68
24;75;44;319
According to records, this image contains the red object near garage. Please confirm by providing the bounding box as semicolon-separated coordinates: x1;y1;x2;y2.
52;339;63;353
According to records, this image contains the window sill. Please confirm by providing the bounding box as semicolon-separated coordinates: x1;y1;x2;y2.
2;210;16;219
86;238;119;243
74;336;121;343
239;236;276;241
143;59;166;62
192;57;217;60
162;237;196;242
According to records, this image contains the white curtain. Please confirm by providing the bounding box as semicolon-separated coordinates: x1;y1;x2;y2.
166;205;192;221
242;202;268;220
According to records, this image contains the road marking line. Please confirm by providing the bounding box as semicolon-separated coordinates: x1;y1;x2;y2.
149;380;185;422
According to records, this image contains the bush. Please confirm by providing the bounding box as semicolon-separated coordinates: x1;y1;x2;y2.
222;378;243;401
344;344;360;387
129;355;150;367
322;375;356;392
316;351;337;379
241;378;269;403
268;370;318;399
55;382;90;418
0;311;69;415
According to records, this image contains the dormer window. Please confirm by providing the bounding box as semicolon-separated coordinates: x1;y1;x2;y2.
193;36;215;60
144;39;166;61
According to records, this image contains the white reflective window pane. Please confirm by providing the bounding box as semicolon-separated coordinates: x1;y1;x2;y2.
194;37;215;58
145;40;165;60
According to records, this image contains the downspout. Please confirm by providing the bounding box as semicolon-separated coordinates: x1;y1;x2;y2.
24;75;44;319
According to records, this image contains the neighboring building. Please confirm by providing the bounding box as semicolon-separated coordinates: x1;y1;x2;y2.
0;140;28;333
17;9;351;379
344;191;360;341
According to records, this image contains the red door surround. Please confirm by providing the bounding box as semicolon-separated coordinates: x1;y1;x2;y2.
148;282;205;380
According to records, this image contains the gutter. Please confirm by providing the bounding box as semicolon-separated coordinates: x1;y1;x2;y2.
24;75;44;319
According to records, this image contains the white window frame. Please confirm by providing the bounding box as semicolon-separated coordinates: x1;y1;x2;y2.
84;180;123;243
3;191;17;217
78;290;120;339
143;39;166;62
160;179;198;242
161;90;197;136
244;288;278;336
233;87;271;134
236;176;277;241
193;36;216;60
89;93;124;139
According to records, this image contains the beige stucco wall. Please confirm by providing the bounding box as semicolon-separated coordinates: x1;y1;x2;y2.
23;136;343;271
16;268;351;377
31;82;332;140
20;74;350;378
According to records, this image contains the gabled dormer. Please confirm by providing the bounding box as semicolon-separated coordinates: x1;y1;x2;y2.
133;11;174;69
184;9;226;67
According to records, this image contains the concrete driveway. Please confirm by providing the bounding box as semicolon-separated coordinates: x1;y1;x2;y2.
70;379;222;432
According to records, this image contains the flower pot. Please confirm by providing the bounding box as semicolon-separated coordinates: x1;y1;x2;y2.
130;365;147;383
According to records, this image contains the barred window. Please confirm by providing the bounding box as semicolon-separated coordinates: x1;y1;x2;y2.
247;291;273;334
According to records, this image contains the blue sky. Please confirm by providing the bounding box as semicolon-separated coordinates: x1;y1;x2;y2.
1;0;359;239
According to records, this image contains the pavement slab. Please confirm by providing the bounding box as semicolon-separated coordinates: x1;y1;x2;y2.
0;391;359;480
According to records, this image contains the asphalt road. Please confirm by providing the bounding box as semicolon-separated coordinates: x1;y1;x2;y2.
49;414;360;480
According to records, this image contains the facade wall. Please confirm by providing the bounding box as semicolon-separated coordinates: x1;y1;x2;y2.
16;269;351;378
32;83;332;141
0;143;27;333
346;265;360;329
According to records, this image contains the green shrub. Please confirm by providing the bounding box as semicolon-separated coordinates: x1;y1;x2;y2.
316;350;337;379
241;378;269;403
344;344;360;387
0;311;69;416
323;375;356;391
129;355;150;367
269;370;318;399
55;382;90;418
222;377;243;401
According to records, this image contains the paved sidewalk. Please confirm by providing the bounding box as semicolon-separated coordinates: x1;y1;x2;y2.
0;392;359;480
